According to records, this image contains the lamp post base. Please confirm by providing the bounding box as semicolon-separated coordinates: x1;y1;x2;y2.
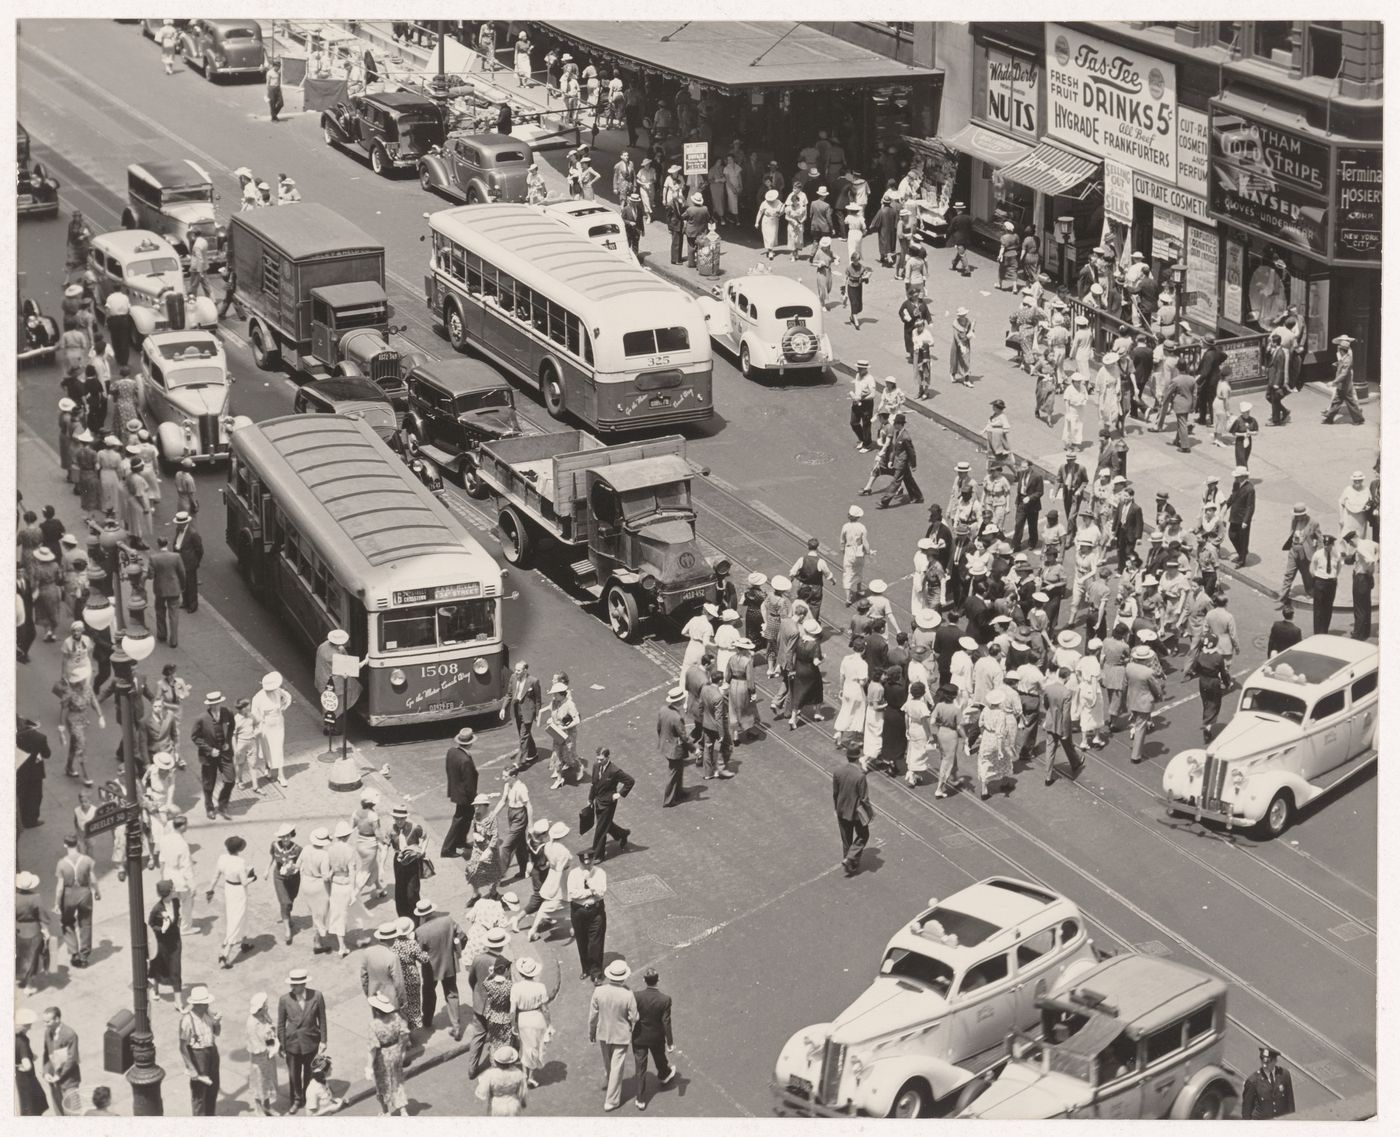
125;1030;165;1115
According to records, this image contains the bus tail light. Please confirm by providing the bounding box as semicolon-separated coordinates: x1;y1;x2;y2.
389;669;407;690
472;658;489;676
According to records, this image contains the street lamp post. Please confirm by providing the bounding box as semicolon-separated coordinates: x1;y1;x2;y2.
84;520;165;1115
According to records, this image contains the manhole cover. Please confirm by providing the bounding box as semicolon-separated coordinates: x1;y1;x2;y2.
1134;940;1172;957
1328;921;1371;942
794;451;835;465
646;915;714;948
609;874;676;907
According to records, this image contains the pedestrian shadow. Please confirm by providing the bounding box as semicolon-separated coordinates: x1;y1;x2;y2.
83;937;121;967
533;1058;568;1087
237;931;279;962
853;844;885;877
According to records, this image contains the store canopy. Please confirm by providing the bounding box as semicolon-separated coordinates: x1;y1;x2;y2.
999;139;1101;198
935;123;1032;169
540;21;940;93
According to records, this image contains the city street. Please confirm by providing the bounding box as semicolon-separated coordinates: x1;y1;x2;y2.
13;18;1378;1119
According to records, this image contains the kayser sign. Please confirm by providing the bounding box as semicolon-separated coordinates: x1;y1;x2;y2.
1046;24;1177;183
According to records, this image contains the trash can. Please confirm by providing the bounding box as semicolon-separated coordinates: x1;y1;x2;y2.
104;1009;135;1075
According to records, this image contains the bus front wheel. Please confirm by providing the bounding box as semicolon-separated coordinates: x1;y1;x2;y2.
445;304;468;353
497;507;531;567
541;363;566;420
605;584;640;641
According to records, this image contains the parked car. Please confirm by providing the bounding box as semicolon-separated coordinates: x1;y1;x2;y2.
126;159;224;269
772;877;1100;1118
292;375;399;443
540;199;636;262
17;123;61;220
136;329;250;466
698;274;833;379
1161;634;1378;837
140;19;190;38
419;132;534;204
19;291;59;364
178;18;266;81
400;358;537;497
87;229;218;341
321;91;447;177
958;954;1239;1120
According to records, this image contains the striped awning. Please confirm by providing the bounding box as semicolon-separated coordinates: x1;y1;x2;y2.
999;140;1101;198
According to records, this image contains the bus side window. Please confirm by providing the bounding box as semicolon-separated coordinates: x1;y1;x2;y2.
582;328;593;366
515;284;532;323
448;239;466;282
532;295;548;335
497;272;516;314
325;577;344;621
465;248;482;294
547;301;568;347
481;263;498;301
565;312;581;356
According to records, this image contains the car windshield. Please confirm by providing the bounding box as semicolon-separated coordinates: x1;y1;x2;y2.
775;304;815;319
335;306;388;330
454;389;513;413
1238;687;1307;724
880;948;954;995
161;186;213;205
379;599;495;651
165;365;225;389
127;256;181;277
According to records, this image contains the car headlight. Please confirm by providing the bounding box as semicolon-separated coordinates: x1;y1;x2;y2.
640;574;658;592
1230;768;1246;791
389;668;407;690
472;658;489;676
1184;754;1202;778
847;1055;867;1083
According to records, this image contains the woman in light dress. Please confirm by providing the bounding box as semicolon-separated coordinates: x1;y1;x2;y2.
513;32;532;86
861;659;885;769
756;189;785;259
832;646;868;750
350;789;387;901
295;827;333;953
1075;650;1106;749
467;887;520;959
975;689;1015;799
726;638;760;744
931;684;965;798
206;834;256;968
949;308;975;384
903;680;933;787
476;1044;529;1115
1061;373;1089;450
251;671;292;788
543;681;580;789
367;994;409;1116
246;992;280;1115
510;956;558;1089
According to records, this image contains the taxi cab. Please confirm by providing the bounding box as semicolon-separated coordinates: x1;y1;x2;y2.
137;329;251;466
698;273;833;379
1161;634;1377;837
540;199;638;264
88;229;218;341
772;877;1098;1118
958;954;1239;1120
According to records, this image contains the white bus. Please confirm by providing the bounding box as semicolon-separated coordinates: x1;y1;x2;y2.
423;203;714;433
225;414;508;727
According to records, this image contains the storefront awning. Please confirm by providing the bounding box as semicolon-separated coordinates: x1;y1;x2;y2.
539;21;940;92
1000;139;1101;198
937;123;1032;169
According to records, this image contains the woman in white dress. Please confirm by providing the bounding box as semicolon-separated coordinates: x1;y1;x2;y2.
295;827;333;953
1061;373;1089;449
904;681;932;787
513;32;532;86
679;604;716;684
950;635;977;697
1075;650;1106;749
510;956;558;1089
862;666;885;768
206;834;257;968
544;681;580;789
726;639;760;744
251;670;292;787
832;646;869;750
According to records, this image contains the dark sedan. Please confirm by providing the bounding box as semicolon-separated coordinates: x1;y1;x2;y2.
292;376;399;442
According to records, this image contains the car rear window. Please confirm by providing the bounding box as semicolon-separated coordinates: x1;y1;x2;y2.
493;151;528;164
222;27;257;39
588;223;622;237
622;327;691;357
775;304;814;319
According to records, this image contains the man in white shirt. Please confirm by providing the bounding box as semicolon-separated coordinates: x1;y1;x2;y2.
848;361;876;451
1308;534;1341;636
158;813;196;933
1341;530;1377;640
527;821;574;941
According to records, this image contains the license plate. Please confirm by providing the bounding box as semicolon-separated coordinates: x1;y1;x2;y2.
18;194;34;204
678;587;706;601
649;395;672;408
424;701;463;713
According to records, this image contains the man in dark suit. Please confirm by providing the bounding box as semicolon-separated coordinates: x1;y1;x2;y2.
440;727;479;857
587;747;634;861
148;537;185;647
147;879;185;1010
1113;487;1144;569
924;503;954;565
499;661;543;765
1194;336;1226;425
277;969;327;1114
878;414;922;508
632;967;676;1111
465;928;511;1077
1267;605;1303;658
190;691;236;820
1041;666;1082;784
946;202;975;275
657;688;691;807
1226;467;1256;567
832;746;870;876
698;671;733;779
1011;459;1044;551
1241;1046;1295;1119
414;899;465;1040
41;1006;81;1114
172;511;203;613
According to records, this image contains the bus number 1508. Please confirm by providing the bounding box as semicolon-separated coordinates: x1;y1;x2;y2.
422;662;461;679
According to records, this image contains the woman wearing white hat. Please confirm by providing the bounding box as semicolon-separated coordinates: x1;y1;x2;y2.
246;991;280;1115
788;618;826;730
832;639;868;749
326;819;358;957
762;577;791;678
949;307;975;385
350;789;388;901
544;681;580;789
727;637;760;742
477;1042;530;1114
15;871;46;996
974;688;1015;798
756;188;785;259
14;1005;47;1113
510;956;559;1091
251;671;291;787
1075;644;1107;748
367;993;410;1115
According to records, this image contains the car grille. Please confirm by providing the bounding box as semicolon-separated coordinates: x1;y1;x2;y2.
818;1041;845;1105
1200;755;1229;812
371;350;401;387
197;414;220;452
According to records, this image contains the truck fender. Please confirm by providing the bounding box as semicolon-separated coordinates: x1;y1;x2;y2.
228;414;254;433
188;295;218;328
610;570;641;586
419;153;449;192
1169;1064;1239;1120
131;305;158;337
697;294;731;338
336;359;366;379
156;421;188;463
854;1054;980;1117
773;1023;834;1084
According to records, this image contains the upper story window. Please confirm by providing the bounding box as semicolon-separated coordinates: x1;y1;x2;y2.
1216;22;1240;51
1306;22;1344;79
1254;21;1298;66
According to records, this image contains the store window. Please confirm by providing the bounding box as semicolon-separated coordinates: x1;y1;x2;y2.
1306;22;1344;79
1253;22;1298;65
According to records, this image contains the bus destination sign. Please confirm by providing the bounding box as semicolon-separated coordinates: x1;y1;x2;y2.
393;582;483;605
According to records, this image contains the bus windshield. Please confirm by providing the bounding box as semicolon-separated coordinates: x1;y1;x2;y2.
379;599;496;651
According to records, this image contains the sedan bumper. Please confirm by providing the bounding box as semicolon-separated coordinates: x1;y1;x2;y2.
1161;795;1253;828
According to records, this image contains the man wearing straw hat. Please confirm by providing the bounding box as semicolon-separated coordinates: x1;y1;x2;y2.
179;985;222;1115
589;958;640;1112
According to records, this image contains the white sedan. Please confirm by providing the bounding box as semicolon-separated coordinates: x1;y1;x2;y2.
539;199;639;264
138;330;251;466
698;273;833;379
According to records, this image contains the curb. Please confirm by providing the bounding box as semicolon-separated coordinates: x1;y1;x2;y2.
337;1035;472;1112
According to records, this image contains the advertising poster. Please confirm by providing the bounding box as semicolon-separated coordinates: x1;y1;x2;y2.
985;46;1039;141
1176;106;1210;197
1046;23;1177;181
1223;239;1243;324
1184;222;1219;328
1152;208;1185;263
683;141;709;176
1104;159;1133;224
1333;147;1382;263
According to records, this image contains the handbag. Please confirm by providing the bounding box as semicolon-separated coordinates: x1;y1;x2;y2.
419;857;436;880
578;801;596;835
857;798;875;825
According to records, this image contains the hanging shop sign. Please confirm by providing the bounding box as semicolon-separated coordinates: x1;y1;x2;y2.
984;46;1039;141
1209;106;1328;195
1104;159;1133;224
1208;164;1329;256
1184;222;1219;327
1333;146;1382;264
1176;107;1210;198
1151;207;1185;263
683;141;709;176
1132;171;1213;225
1045;24;1177;182
1223;239;1244;324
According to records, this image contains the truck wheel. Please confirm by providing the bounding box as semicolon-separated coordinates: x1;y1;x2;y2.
739;341;753;378
605;584;640;641
249;324;280;371
371;145;388;176
497;507;531;567
541;363;566;419
1187;1085;1227;1120
887;1080;932;1119
445;304;468;352
462;462;487;500
1259;790;1294;838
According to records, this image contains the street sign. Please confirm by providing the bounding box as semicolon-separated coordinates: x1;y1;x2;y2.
683;142;709;177
85;801;142;837
320;688;340;713
331;653;362;678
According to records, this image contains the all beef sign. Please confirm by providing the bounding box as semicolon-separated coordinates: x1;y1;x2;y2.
1045;24;1177;182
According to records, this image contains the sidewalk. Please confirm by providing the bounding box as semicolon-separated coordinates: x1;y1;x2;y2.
14;425;474;1117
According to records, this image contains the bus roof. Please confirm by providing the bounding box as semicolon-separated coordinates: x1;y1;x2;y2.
231;415;500;603
428;203;687;309
232;202;383;262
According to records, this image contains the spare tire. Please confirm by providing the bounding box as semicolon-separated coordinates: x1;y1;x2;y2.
782;324;819;363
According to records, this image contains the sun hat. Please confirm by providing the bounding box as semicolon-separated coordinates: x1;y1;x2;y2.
721;608;739;622
549;682;569;695
189;986;213;1006
1032;591;1049;604
500;891;521;910
153;751;175;771
915;610;941;630
747;571;767;586
1137;628;1159;643
666;686;686;705
849;505;864;519
868;579;887;595
414;899;435;918
16;871;40;891
605;959;632;981
309;827;330;848
484;928;510;951
1131;645;1154;661
764;189;779;202
453;726;475;745
1233;465;1249;477
327;628;349;646
367;993;397;1013
249;991;269;1013
261;671;283;691
801;618;822;636
956;306;969;316
360;787;380;805
548;821;570;840
530;819;550;837
203;691;225;706
275;822;296;838
34;547;55;562
515;956;540;978
1003;221;1015;231
736;638;756;650
770;575;791;593
958;635;978;652
472;793;495;806
1057;630;1082;649
985;689;1006;706
332;819;353;839
690;192;704;205
374;920;400;943
1238;401;1253;412
493;1045;520;1066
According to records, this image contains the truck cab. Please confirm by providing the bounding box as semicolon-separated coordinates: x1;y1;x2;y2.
305;282;414;406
